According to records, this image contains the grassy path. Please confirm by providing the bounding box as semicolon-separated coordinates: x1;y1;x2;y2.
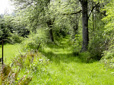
30;37;114;85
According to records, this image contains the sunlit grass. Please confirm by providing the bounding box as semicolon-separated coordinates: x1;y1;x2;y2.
0;44;22;64
29;55;114;85
29;37;114;85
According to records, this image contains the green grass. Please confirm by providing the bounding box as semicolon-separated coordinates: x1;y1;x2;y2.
0;37;114;85
29;37;114;85
0;44;22;64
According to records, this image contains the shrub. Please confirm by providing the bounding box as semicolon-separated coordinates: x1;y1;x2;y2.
101;38;114;68
79;51;94;63
72;34;82;55
12;51;50;71
23;29;48;51
88;30;108;60
10;33;23;43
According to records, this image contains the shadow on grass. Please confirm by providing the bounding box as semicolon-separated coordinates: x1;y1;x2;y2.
42;37;98;64
46;43;69;49
41;51;97;64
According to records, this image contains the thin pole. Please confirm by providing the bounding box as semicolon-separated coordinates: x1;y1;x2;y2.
2;39;3;65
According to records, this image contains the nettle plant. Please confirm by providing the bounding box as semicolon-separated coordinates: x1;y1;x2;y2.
12;51;50;72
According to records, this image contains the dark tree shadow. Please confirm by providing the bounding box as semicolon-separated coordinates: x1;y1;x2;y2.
41;37;98;64
41;50;97;64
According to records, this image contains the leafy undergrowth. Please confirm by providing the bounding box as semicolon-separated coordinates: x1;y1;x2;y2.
0;37;114;85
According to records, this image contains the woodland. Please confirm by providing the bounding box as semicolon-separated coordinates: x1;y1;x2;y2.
0;0;114;84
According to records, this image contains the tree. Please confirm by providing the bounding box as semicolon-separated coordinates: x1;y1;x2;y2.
79;0;89;52
10;0;110;53
46;19;55;42
11;0;56;41
0;15;12;40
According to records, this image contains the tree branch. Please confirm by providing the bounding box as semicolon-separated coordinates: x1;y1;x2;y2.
88;2;99;19
63;10;82;15
96;9;107;16
79;0;82;3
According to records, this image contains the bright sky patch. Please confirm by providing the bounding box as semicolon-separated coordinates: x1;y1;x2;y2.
0;0;14;14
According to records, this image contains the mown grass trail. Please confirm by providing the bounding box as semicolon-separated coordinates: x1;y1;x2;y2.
0;38;114;85
30;37;114;85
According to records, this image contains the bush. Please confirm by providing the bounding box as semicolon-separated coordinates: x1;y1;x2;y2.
72;34;82;54
79;51;95;63
12;51;49;70
23;29;48;51
101;38;114;68
10;33;23;43
88;30;108;60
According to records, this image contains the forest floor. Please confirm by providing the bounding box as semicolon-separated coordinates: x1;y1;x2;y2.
0;37;114;85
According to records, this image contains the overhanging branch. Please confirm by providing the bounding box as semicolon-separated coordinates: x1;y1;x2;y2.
96;9;107;16
88;2;99;19
63;10;82;15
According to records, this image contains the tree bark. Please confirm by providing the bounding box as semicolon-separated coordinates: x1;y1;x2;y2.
72;14;79;39
74;14;79;34
49;28;54;42
46;19;54;42
80;0;89;52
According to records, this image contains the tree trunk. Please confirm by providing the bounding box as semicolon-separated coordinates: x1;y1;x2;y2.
80;0;89;52
49;28;54;42
73;14;79;34
72;16;79;39
47;19;54;42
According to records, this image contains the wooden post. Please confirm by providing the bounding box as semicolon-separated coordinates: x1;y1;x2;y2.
2;40;3;65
